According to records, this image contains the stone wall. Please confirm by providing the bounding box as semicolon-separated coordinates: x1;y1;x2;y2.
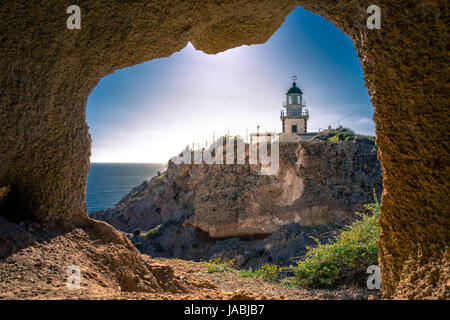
1;0;448;299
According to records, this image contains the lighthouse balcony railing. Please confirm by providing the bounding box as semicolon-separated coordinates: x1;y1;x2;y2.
282;100;307;108
280;109;309;117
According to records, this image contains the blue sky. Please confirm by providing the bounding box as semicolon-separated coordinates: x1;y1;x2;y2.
87;6;374;163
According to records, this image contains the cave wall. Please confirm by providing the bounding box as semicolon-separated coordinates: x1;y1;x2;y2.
0;0;448;299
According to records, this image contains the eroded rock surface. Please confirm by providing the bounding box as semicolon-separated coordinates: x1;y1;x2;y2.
93;140;382;239
0;216;219;299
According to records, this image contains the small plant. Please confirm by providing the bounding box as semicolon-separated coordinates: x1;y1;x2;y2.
239;268;258;278
292;191;380;288
206;257;233;274
257;263;280;282
132;228;141;236
143;224;161;239
239;264;280;282
329;135;339;142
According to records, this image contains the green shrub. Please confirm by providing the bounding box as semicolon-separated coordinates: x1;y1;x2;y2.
292;192;380;288
328;131;356;142
239;263;280;282
257;263;280;282
143;224;162;239
329;135;339;142
206;258;233;274
132;228;141;236
312;127;375;143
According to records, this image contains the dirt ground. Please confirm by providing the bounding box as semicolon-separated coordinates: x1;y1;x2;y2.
0;217;380;300
153;258;379;300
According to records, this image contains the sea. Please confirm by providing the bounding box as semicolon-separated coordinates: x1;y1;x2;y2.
86;163;166;214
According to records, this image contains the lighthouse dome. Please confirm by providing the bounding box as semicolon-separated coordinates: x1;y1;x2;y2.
287;82;303;94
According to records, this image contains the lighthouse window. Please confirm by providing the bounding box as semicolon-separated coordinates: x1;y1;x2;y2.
292;125;298;133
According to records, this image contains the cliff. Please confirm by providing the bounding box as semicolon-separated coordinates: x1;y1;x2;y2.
92;139;382;239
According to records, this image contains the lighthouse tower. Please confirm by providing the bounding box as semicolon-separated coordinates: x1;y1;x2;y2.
280;75;309;134
279;75;317;142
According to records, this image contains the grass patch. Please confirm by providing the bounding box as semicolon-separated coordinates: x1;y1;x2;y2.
291;192;380;288
280;277;297;288
238;268;258;278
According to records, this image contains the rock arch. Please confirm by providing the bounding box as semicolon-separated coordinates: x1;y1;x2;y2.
0;0;447;299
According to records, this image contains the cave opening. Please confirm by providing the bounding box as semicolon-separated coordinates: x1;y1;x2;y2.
85;6;382;280
86;6;376;216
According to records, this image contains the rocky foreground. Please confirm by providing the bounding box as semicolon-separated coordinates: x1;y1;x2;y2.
0;216;379;300
92;139;382;269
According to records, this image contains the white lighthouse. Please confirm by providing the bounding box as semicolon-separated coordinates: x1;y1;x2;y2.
279;75;318;142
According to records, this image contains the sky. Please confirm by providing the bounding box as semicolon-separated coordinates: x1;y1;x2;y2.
87;6;374;163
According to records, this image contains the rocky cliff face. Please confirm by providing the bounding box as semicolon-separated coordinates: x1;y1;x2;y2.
130;219;342;270
92;139;382;239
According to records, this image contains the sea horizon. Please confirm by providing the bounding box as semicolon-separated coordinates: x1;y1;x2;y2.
86;162;167;213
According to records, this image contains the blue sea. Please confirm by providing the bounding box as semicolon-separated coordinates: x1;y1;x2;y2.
86;163;166;213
